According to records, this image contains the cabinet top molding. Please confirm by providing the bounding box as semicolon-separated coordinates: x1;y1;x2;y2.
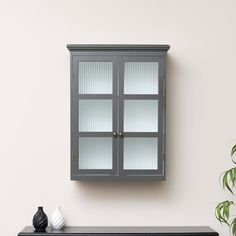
66;44;170;52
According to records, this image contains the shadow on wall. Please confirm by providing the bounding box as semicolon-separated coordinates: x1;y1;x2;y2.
73;180;171;203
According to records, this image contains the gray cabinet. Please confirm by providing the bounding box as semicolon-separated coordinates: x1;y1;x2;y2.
67;45;170;180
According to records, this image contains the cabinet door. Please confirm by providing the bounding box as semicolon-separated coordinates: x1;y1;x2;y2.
71;57;118;176
119;57;165;176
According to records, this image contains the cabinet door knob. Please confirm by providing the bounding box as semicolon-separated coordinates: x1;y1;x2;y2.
113;132;117;137
119;132;123;137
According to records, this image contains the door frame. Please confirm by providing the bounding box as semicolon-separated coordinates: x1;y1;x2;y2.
117;56;165;176
71;55;119;177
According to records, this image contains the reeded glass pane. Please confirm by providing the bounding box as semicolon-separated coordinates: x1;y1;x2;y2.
123;137;158;170
79;137;112;169
79;100;112;132
78;62;113;94
124;100;158;132
124;62;158;94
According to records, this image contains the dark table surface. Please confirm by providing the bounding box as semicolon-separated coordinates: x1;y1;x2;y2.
18;226;218;235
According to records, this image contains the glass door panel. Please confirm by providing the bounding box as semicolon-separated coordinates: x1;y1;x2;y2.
79;137;113;169
124;62;159;94
79;99;112;132
123;137;158;170
78;62;113;94
74;57;117;175
120;58;161;175
124;100;158;132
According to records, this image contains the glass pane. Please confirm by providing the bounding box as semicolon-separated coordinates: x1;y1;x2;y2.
79;100;112;132
124;100;158;132
123;137;158;170
79;137;112;169
78;62;113;94
124;62;158;94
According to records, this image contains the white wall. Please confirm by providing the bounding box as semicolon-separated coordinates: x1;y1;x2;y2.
1;0;236;235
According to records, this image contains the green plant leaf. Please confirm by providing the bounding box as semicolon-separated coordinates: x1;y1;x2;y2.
222;170;233;194
231;218;236;236
222;168;236;194
231;144;236;164
215;201;233;225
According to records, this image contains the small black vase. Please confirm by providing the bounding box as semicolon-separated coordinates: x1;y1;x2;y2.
32;206;48;232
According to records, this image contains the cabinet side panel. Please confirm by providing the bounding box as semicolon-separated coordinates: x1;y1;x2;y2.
71;55;79;179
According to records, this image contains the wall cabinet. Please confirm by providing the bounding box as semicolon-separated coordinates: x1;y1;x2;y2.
67;45;170;180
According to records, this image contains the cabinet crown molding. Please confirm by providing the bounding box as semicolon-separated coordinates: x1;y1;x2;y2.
67;44;170;52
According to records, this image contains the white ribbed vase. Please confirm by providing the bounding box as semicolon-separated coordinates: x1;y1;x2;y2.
50;206;65;230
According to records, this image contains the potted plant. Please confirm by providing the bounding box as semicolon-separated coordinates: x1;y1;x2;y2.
215;144;236;235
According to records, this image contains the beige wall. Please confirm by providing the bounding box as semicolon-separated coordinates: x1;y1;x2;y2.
1;0;236;235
